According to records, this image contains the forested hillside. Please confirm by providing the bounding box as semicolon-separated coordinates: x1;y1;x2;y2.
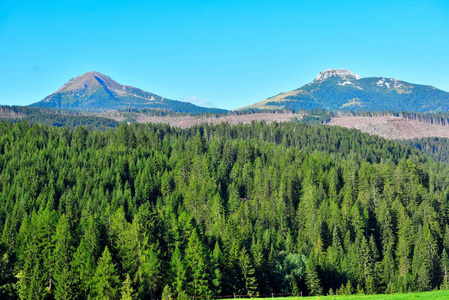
401;137;449;164
1;121;449;299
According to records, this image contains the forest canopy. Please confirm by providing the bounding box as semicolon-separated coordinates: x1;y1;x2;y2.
1;120;449;299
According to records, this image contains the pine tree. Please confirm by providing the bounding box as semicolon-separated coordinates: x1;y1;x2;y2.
239;247;258;296
83;215;100;264
185;229;209;297
120;273;134;300
37;207;58;294
305;254;322;296
17;216;34;300
396;207;413;293
207;193;225;240
71;238;96;298
441;249;449;290
443;225;449;253
53;215;75;300
110;207;138;276
360;235;375;294
170;245;186;297
344;280;354;295
290;270;300;296
224;237;242;294
0;217;18;297
28;262;48;300
161;285;174;300
136;242;160;298
210;241;223;296
18;212;54;300
91;246;120;300
412;224;437;291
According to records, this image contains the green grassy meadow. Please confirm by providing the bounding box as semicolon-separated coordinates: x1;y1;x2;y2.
255;290;449;300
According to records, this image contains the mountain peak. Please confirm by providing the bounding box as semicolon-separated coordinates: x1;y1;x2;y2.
31;71;229;113
242;69;449;113
56;71;122;94
314;69;361;82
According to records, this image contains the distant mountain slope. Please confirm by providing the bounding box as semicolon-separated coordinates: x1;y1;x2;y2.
30;71;227;113
242;69;449;113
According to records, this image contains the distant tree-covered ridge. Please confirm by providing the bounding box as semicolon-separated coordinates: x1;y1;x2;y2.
1;121;449;298
0;105;121;131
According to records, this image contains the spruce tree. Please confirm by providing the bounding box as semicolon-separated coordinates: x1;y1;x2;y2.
305;254;322;296
18;213;50;300
136;242;160;298
210;241;223;296
361;236;375;294
37;207;58;294
185;229;209;297
53;214;75;300
169;245;186;297
224;237;242;294
239;247;258;296
71;238;96;298
440;249;449;291
91;246;120;300
412;224;437;291
120;273;134;300
290;270;300;296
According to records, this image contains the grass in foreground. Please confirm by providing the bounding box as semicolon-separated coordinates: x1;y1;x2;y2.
252;290;449;300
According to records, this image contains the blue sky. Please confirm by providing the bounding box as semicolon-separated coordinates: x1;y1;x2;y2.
0;0;448;110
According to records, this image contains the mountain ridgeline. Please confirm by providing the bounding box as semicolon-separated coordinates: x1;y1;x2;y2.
30;72;228;114
243;69;449;113
2;120;449;298
28;69;449;115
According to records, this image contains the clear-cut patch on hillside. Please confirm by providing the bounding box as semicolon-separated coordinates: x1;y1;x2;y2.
328;116;449;139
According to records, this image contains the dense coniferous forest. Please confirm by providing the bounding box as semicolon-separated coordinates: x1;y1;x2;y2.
1;120;449;299
400;137;449;164
0;106;120;131
18;114;120;131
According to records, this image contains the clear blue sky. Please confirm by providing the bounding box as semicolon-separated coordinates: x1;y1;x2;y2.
1;0;448;110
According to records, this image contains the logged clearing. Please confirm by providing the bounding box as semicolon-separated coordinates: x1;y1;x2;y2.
328;116;449;140
102;112;304;128
254;290;449;300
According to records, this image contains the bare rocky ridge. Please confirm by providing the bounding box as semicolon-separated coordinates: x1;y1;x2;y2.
313;69;361;82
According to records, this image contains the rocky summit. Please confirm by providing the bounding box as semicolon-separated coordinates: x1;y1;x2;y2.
313;69;361;82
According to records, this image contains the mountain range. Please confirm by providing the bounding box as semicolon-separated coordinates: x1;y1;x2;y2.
242;69;449;113
30;71;227;114
29;69;449;114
